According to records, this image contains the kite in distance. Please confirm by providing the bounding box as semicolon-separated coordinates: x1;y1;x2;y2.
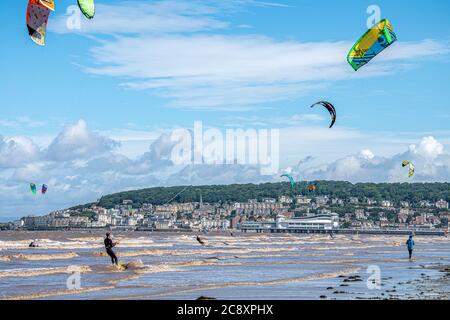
402;160;415;178
347;19;397;71
30;183;37;195
42;184;48;194
281;174;295;188
77;0;95;19
310;101;336;128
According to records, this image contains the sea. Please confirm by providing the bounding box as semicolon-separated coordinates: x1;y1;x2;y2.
0;231;449;300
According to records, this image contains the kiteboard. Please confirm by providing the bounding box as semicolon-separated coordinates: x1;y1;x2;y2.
116;263;128;271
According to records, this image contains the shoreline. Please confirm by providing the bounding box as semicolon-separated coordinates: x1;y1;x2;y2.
0;228;447;237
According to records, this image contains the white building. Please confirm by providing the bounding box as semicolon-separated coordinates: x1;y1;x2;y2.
315;196;329;206
400;201;410;208
331;198;344;205
296;196;312;205
436;199;449;210
240;214;339;231
419;200;433;208
355;209;366;219
381;200;393;208
279;195;293;204
98;213;112;225
200;218;230;230
276;214;339;230
153;219;173;230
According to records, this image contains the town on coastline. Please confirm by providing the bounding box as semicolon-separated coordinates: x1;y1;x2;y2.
2;193;449;235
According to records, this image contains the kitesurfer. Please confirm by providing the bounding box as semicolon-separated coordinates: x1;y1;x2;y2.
29;240;38;247
196;235;205;245
406;235;415;260
104;233;118;265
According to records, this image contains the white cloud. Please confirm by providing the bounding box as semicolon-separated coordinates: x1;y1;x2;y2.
0;136;41;169
50;1;450;110
298;137;450;183
51;0;293;36
84;36;448;110
359;149;375;161
46;120;119;161
51;1;229;35
409;136;444;159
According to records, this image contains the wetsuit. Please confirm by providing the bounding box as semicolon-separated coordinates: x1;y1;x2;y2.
406;238;415;259
104;237;118;265
196;236;205;245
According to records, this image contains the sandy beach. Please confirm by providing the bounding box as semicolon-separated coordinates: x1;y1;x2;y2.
0;231;448;300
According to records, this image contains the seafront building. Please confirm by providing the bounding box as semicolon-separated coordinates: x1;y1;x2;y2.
240;214;339;232
11;192;449;233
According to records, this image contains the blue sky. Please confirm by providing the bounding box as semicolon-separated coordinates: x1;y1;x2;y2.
1;0;449;218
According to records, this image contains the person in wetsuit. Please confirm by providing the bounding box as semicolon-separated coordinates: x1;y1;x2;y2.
196;235;205;245
406;235;415;260
29;240;38;247
104;233;118;265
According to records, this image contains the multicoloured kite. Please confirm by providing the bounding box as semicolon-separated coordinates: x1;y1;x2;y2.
77;0;95;19
311;101;336;128
402;160;415;178
42;184;48;194
26;0;55;46
347;19;397;71
308;185;316;192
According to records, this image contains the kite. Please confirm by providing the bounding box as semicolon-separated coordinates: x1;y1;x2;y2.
347;19;397;71
30;183;37;195
308;185;316;192
42;184;48;194
39;0;54;10
77;0;95;19
281;174;295;188
310;101;336;128
26;0;55;46
402;160;415;178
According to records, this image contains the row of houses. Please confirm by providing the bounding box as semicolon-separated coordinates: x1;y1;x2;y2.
21;215;90;229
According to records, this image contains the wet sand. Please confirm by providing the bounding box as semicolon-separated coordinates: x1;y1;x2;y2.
0;231;448;300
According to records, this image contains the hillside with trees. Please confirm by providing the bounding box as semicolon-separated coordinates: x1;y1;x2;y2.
74;181;450;209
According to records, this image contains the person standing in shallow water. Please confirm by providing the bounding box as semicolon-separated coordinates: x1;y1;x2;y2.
104;233;118;265
406;235;415;260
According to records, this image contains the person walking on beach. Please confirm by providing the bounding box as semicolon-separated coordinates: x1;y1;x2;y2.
406;235;415;260
104;233;119;265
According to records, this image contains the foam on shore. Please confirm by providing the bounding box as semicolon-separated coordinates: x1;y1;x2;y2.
0;265;91;278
